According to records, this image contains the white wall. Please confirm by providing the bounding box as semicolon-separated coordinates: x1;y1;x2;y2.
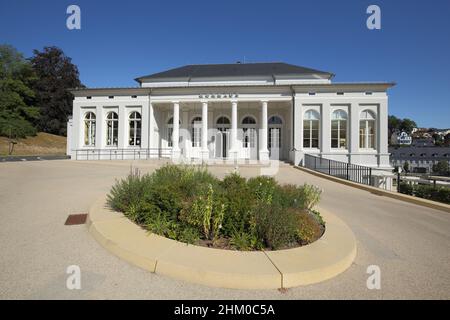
70;85;391;168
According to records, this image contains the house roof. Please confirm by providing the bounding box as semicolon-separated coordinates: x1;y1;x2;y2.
135;62;334;83
389;146;450;161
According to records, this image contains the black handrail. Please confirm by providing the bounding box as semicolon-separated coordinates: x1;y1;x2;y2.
304;154;373;186
73;148;172;160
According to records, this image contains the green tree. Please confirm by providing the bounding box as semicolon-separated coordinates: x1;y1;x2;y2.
388;115;401;136
403;161;410;173
0;44;39;138
432;160;449;176
399;118;417;134
31;46;83;136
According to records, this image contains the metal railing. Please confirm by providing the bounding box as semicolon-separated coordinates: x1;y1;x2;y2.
73;148;172;160
303;154;373;186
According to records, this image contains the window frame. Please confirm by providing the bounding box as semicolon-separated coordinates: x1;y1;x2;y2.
105;111;119;147
83;111;96;147
128;111;142;147
359;110;377;150
331;110;348;150
303;110;320;149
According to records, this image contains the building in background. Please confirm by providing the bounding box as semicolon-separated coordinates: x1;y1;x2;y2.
390;131;412;145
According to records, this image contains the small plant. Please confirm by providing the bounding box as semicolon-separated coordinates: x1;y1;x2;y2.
300;184;322;210
295;211;323;245
229;230;258;251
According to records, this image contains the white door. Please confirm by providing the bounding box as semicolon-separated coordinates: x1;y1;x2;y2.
242;128;258;160
269;127;281;159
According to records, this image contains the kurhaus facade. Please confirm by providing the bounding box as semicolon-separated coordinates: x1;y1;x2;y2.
67;62;394;168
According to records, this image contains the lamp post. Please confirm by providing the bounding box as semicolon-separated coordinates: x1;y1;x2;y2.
397;166;403;193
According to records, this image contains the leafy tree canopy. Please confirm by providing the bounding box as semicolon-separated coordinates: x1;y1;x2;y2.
31;46;83;136
0;44;39;138
388;115;417;136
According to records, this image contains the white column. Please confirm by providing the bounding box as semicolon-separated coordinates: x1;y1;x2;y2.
378;99;390;167
95;105;104;150
201;101;209;159
349;103;360;164
321;102;331;155
292;96;303;164
259;100;269;162
172;102;180;158
229;100;238;160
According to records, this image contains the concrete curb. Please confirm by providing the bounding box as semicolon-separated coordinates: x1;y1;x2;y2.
87;196;357;289
295;166;450;213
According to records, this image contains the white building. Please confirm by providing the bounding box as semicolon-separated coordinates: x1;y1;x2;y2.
67;62;394;169
391;131;412;145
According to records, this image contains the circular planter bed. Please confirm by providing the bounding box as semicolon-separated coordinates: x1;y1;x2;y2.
107;165;325;251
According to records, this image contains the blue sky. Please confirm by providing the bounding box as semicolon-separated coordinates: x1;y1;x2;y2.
1;0;449;128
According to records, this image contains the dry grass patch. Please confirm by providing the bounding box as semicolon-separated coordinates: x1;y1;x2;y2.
0;132;66;156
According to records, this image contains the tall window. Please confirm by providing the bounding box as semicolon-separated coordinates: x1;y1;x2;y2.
106;111;118;146
191;116;202;147
129;111;141;146
167;117;181;147
360;110;376;149
242;116;256;148
331;110;347;149
268;116;282;149
303;110;320;148
84;112;96;146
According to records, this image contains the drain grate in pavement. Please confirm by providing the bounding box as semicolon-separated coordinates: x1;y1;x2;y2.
65;213;88;225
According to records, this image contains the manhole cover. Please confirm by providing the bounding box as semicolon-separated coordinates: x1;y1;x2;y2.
65;213;88;225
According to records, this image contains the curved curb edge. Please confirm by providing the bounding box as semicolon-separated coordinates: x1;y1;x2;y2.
88;195;357;290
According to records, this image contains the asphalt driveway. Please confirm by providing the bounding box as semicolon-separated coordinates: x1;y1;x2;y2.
0;160;449;299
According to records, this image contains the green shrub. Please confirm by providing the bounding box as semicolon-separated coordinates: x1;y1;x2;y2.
273;184;305;209
295;210;324;245
178;226;201;245
399;182;413;195
229;230;260;251
108;164;325;251
399;182;450;204
179;183;226;240
247;175;278;204
254;205;298;250
300;184;322;210
107;168;151;213
220;173;255;236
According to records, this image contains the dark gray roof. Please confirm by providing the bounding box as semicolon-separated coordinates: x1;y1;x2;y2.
135;62;333;83
389;146;450;162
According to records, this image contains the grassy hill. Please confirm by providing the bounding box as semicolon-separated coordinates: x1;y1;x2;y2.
0;132;66;156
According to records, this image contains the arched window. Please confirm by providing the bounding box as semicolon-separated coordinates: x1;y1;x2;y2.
106;112;118;146
331;110;347;149
216;116;230;126
268;116;282;150
84;112;96;146
268;116;283;125
359;110;376;149
191;116;202;147
167;117;181;147
129;111;141;146
241;116;256;148
303;110;320;148
242;116;256;125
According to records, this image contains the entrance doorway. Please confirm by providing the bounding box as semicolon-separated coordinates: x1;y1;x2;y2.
241;116;258;160
268;116;282;159
215;116;230;159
